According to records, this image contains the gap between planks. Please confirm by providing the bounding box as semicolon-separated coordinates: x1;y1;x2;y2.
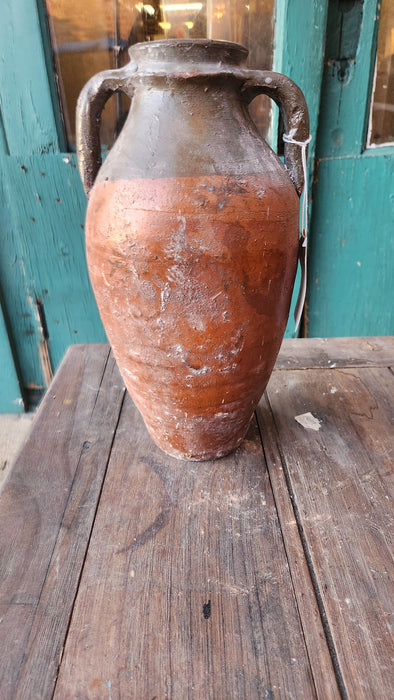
53;397;319;699
263;364;394;700
3;345;125;700
275;336;394;370
256;395;341;700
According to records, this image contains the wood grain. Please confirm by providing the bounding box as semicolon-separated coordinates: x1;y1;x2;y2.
0;344;125;699
1;154;106;396
276;336;394;370
2;338;391;698
256;396;340;699
55;394;317;699
265;365;394;699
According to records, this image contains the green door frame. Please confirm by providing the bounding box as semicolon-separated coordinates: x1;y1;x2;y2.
307;0;394;336
274;0;329;337
0;301;24;412
0;0;330;409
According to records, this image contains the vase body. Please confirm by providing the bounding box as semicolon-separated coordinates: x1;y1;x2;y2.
78;39;309;460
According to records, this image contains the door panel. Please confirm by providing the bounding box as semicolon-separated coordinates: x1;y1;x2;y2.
308;0;394;336
3;0;389;410
4;154;106;372
0;148;106;404
0;0;105;408
308;153;394;335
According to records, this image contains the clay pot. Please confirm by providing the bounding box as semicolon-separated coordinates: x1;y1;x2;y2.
76;39;309;460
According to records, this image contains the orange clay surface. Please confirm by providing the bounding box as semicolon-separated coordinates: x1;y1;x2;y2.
86;174;299;460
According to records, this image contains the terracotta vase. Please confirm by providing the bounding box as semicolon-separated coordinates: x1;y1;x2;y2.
76;39;309;461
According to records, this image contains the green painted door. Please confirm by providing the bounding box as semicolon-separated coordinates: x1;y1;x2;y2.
0;0;391;411
0;0;323;410
0;0;106;409
307;0;394;336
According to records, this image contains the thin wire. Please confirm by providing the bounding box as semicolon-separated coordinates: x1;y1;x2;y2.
282;133;312;331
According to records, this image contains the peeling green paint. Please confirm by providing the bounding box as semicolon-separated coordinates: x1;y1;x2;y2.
0;153;106;398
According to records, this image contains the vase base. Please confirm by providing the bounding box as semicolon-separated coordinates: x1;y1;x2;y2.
142;412;253;462
148;433;246;462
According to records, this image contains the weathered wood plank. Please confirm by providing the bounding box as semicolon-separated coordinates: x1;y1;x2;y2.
276;336;394;370
256;396;340;700
55;396;318;699
0;344;124;698
266;366;394;699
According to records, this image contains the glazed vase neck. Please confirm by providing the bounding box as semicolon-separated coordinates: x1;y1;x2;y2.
126;39;249;78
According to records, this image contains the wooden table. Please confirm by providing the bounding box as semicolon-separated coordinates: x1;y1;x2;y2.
0;337;393;699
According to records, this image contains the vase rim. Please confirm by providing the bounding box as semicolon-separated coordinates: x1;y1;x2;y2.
128;38;249;67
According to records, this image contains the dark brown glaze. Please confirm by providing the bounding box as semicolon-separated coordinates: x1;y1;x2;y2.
77;40;310;195
86;174;299;459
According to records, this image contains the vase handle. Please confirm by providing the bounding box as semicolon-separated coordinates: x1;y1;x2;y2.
76;64;136;197
240;71;309;196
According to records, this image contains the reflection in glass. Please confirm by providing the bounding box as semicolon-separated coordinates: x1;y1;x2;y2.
45;0;274;149
368;0;394;146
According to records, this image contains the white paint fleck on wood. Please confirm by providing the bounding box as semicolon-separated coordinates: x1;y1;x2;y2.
294;412;321;431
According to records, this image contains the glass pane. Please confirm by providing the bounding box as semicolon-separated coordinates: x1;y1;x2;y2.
46;0;118;148
45;0;274;150
368;0;394;146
